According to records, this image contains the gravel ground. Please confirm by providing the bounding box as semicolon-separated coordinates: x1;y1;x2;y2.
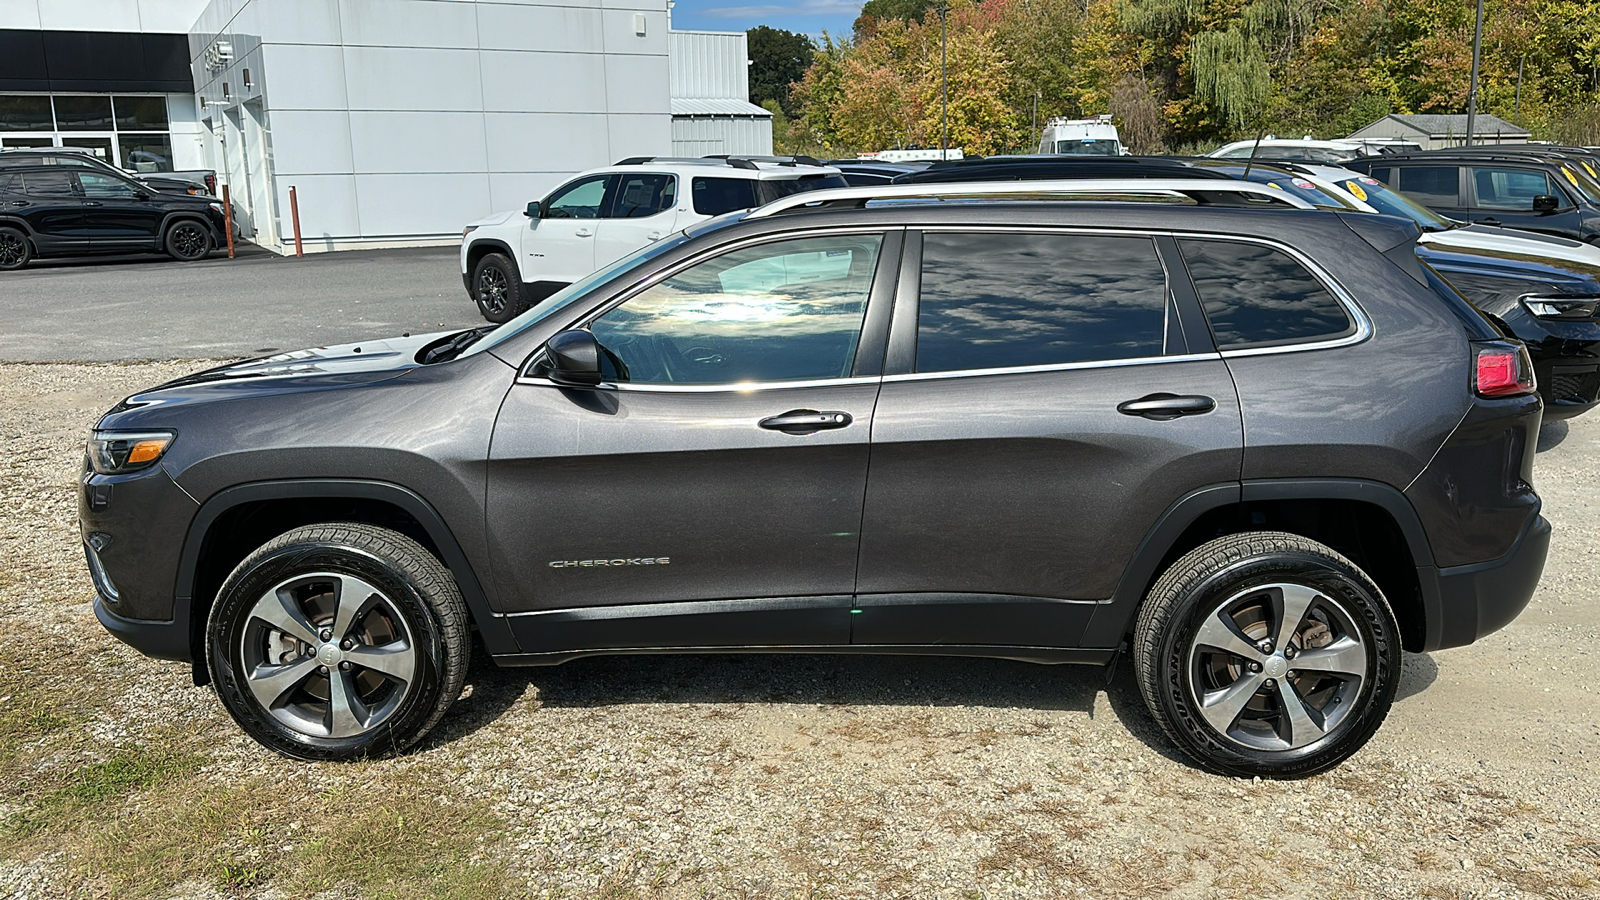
2;361;1598;898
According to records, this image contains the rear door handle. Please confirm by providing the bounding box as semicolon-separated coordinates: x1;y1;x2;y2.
759;409;852;434
7;200;29;207
84;201;103;207
1117;393;1215;420
575;227;593;237
1476;217;1501;226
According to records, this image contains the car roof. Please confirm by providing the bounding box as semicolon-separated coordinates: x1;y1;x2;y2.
599;156;842;180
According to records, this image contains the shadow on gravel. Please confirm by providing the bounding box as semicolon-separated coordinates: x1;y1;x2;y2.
1537;420;1569;452
427;647;1183;753
1394;651;1439;703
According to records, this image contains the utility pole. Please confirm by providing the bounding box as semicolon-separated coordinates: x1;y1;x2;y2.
1032;91;1040;138
1465;0;1484;147
940;2;948;160
1514;55;1524;120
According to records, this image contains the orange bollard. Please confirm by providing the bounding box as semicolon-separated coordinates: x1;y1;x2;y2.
221;184;235;259
289;185;304;257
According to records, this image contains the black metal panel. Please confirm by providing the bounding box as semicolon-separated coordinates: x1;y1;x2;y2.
0;30;193;93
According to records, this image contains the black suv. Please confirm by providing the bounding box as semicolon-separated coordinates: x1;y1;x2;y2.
82;181;1549;778
1348;148;1600;243
0;157;226;270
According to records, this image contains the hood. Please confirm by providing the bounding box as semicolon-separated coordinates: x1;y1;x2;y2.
99;331;462;427
464;208;519;229
1420;224;1600;268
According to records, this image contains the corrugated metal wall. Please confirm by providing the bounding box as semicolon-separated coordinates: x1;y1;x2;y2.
670;30;748;101
672;116;773;156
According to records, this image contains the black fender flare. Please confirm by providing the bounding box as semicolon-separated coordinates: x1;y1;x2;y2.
158;210;220;241
176;479;518;658
465;238;518;278
1081;479;1437;648
0;215;36;238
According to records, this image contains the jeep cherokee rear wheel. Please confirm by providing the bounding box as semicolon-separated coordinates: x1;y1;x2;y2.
206;523;469;760
1133;532;1400;778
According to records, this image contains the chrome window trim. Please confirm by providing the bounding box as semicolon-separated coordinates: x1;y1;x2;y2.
514;372;883;393
880;352;1219;384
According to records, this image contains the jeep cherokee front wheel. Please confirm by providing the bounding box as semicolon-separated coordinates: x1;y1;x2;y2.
206;523;469;760
1133;532;1401;778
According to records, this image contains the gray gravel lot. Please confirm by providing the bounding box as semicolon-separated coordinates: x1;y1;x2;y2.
0;246;482;362
1;362;1598;898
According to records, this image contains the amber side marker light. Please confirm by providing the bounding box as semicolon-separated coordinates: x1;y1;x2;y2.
86;431;175;475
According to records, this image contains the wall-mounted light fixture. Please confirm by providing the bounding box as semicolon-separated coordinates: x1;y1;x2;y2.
633;13;646;35
222;82;231;100
243;68;252;90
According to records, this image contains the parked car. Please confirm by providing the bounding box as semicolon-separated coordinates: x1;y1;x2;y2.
0;159;228;269
892;155;1226;185
1345;149;1600;243
825;160;930;185
1037;115;1126;156
87;178;1546;778
459;156;848;322
0;146;217;196
1190;159;1600;418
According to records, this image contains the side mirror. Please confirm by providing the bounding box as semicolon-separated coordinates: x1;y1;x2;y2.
1532;194;1560;213
524;200;542;219
545;329;602;386
133;191;150;201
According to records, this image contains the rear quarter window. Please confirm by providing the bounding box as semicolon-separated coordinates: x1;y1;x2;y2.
691;177;758;216
1396;166;1461;207
1178;239;1354;350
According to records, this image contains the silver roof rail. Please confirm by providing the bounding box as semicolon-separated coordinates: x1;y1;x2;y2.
746;179;1318;218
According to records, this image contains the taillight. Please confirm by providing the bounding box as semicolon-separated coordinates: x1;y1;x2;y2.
1473;341;1536;398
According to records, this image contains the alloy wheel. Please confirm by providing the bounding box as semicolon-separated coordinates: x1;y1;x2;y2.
171;223;207;259
239;572;418;739
477;266;509;315
0;232;25;268
1185;581;1369;752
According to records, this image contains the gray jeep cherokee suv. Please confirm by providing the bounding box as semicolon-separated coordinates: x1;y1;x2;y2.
81;181;1550;778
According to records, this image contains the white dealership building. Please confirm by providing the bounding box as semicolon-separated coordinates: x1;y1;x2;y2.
0;0;771;252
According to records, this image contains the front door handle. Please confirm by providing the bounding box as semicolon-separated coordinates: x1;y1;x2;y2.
84;201;104;207
1476;217;1501;226
759;409;852;434
575;227;593;237
1117;393;1215;420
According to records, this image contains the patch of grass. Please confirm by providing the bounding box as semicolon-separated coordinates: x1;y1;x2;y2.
5;745;201;837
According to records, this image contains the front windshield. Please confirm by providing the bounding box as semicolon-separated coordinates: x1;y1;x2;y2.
466;232;693;357
1556;162;1600;204
1222;167;1355;210
1333;175;1455;231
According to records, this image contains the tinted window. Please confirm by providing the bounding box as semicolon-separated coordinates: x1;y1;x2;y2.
21;170;77;196
544;176;609;219
1179;239;1353;349
608;173;676;218
758;174;849;203
1471;167;1555;210
78;172;139;198
691;176;757;215
0;172;19;193
587;233;883;385
1396;166;1460;206
53;95;113;130
0;95;53;131
1367;166;1393;186
915;232;1169;373
113;96;169;131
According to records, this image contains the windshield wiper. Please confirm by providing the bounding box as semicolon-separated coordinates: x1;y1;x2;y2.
419;326;496;364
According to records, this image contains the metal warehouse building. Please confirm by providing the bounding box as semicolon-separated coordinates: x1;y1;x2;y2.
0;0;768;253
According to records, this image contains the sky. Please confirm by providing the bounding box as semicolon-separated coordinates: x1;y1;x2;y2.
668;0;863;41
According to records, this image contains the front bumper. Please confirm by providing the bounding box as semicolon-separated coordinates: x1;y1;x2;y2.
94;590;191;661
1418;512;1551;652
80;461;199;658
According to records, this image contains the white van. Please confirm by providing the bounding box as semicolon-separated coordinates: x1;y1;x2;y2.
1037;115;1126;156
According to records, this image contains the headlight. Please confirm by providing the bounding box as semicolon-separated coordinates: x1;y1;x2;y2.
86;430;175;475
1522;296;1600;319
462;225;479;239
208;202;225;215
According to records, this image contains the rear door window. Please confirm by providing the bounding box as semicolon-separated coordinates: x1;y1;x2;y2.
915;232;1171;373
1178;239;1353;349
691;177;758;216
1396;166;1461;207
607;173;676;218
1470;167;1557;210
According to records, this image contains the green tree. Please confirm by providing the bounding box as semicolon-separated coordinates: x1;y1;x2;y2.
747;26;815;116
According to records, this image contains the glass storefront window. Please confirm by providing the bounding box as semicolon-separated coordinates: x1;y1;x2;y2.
118;134;175;172
53;95;114;131
0;95;54;131
114;96;168;131
0;137;55;148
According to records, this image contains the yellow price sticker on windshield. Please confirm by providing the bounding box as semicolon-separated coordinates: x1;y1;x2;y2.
1345;181;1368;201
1564;167;1579;186
1585;161;1597;179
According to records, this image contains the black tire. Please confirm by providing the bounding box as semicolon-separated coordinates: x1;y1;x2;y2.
0;226;31;271
472;252;525;323
1133;532;1400;779
206;523;470;761
164;219;212;261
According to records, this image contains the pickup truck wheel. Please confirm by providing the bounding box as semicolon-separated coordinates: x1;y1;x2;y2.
473;253;525;323
0;227;30;270
165;220;212;261
206;523;469;761
1133;532;1400;779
